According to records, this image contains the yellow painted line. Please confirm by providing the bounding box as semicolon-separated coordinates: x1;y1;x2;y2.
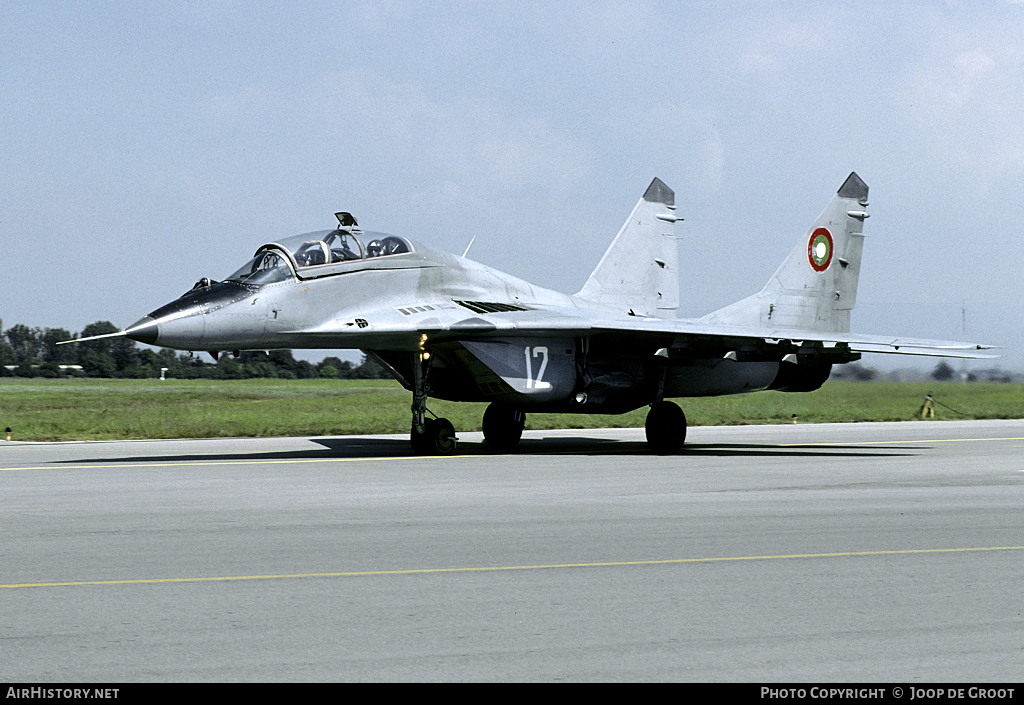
4;546;1022;589
780;436;1024;447
0;454;476;472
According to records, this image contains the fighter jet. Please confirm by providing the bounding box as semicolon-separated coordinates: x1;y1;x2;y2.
68;173;995;454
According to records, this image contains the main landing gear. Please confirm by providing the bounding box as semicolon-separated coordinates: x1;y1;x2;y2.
482;402;526;451
405;352;528;455
645;400;687;453
405;347;686;454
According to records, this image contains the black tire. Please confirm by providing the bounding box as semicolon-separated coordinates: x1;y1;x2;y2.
410;418;435;454
410;418;458;455
645;401;687;453
482;403;526;451
431;418;458;455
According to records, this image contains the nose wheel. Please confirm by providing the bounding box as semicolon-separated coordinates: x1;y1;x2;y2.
411;417;457;455
408;351;458;455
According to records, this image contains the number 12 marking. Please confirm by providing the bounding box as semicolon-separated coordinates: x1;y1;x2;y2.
524;346;550;389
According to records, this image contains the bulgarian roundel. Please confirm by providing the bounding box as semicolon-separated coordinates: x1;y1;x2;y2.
807;228;833;272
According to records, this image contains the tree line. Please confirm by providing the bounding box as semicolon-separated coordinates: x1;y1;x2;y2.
0;320;390;380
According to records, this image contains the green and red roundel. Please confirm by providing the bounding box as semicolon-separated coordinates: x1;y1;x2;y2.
807;227;833;272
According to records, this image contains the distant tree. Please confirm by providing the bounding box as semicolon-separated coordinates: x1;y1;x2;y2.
74;321;123;377
316;357;343;378
931;361;955;381
267;350;298;373
239;353;278;378
4;324;39;365
217;357;246;380
830;363;877;382
264;350;317;379
852;365;877;381
0;320;394;381
292;359;317;379
317;356;353;379
79;321;119;350
0;319;12;375
78;348;117;377
34;361;61;378
40;328;76;364
110;337;139;371
0;336;15;372
156;348;182;375
178;352;222;378
352;353;392;379
138;349;159;369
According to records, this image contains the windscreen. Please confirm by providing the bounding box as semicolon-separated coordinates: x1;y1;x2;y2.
225;249;293;287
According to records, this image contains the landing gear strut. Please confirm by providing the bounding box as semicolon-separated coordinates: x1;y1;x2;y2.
645;400;687;453
409;351;457;455
482;402;526;451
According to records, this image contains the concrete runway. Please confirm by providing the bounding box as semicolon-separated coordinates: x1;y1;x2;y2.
2;420;1023;682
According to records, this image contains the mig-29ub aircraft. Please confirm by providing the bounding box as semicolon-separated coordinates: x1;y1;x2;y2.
68;172;995;454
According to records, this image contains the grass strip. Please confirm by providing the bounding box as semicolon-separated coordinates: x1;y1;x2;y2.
1;378;1021;442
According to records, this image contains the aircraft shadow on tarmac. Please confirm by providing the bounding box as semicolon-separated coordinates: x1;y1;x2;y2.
61;435;916;465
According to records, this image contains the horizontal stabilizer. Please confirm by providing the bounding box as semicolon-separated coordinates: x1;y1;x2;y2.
845;340;1001;359
587;316;999;359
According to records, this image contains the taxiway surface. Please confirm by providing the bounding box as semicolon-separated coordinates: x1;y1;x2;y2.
2;420;1023;681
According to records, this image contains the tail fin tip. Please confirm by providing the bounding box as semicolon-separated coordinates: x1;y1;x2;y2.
699;170;870;334
838;172;868;201
643;177;674;207
576;177;679;317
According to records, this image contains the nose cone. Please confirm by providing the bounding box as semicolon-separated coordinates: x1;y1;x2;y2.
121;281;256;350
124;316;159;345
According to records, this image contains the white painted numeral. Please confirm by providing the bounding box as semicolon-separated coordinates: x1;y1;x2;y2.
524;346;550;390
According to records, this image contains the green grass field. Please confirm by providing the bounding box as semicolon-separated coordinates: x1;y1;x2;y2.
1;377;1022;442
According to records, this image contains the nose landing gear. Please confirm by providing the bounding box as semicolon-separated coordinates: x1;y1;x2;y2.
409;351;458;455
411;416;458;455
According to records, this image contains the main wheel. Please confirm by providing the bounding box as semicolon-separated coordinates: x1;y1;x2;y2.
482;402;526;451
645;401;687;453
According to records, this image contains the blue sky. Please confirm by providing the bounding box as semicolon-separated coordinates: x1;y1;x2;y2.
3;1;1023;370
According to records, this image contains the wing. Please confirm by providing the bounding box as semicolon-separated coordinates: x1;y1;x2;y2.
279;299;998;360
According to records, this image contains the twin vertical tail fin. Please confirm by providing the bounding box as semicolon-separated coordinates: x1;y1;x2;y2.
700;172;870;334
576;177;680;318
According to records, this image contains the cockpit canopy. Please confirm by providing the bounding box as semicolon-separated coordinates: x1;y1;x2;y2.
225;229;413;287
